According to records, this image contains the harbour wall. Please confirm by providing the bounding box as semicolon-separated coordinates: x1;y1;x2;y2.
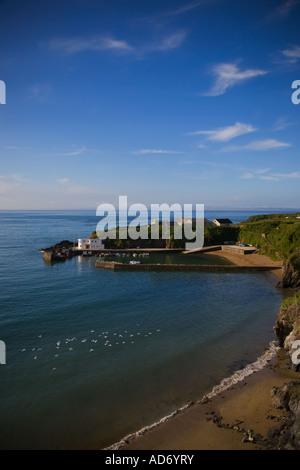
95;261;281;273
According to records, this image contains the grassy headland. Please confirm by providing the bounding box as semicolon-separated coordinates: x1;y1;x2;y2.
238;213;300;271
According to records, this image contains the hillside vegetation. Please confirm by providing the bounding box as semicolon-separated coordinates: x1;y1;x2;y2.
238;213;300;272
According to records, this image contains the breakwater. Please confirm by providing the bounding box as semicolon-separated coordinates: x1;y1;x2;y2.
95;260;281;273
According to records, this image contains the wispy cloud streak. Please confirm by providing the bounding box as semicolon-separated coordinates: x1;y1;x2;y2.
49;36;135;54
223;139;291;152
206;63;267;96
282;45;300;63
48;31;186;56
188;122;257;142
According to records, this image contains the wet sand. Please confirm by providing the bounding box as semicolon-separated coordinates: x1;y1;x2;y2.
115;351;300;450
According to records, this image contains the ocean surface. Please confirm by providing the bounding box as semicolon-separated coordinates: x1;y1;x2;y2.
0;210;292;449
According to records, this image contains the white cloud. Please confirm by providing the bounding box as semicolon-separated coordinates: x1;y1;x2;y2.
241;170;300;183
241;172;255;179
260;175;280;182
58;146;87;157
0;174;26;194
272;116;292;131
3;145;30;150
133;149;183;155
255;168;270;175
223;139;291;152
188;122;257;142
49;36;134;54
272;171;300;178
282;45;300;63
244;139;291;150
0;174;26;182
49;31;186;56
206;63;267;96
240;168;269;179
57;178;70;184
166;0;212;16
148;31;187;52
0;181;17;194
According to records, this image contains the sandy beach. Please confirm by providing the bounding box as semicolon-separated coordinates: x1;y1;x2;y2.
108;252;297;451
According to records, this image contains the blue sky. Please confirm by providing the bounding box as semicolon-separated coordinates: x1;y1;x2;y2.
0;0;300;210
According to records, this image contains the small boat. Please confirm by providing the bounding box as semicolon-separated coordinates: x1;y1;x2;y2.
130;260;141;265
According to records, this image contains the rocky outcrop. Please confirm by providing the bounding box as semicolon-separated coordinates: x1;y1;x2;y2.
41;240;75;252
41;240;75;262
278;262;300;290
272;294;300;449
274;294;300;369
271;382;300;449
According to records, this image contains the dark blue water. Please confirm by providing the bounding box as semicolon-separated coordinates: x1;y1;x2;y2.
0;210;287;449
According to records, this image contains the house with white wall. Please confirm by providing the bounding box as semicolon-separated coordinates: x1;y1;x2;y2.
78;238;105;250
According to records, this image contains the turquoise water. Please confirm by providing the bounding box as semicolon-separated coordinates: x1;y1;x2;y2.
0;211;286;449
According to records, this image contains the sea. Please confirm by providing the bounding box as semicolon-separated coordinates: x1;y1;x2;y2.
0;209;295;449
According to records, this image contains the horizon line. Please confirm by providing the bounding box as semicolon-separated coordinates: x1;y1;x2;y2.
0;207;299;212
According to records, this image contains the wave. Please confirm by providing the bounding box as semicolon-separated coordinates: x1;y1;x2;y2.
104;340;279;450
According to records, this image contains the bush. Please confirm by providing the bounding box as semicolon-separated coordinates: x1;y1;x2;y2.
281;291;300;310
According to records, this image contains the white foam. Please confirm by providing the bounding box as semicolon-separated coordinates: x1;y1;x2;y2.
201;340;279;402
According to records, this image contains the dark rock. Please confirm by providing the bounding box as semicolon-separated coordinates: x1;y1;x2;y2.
271;385;291;410
41;240;75;252
277;262;300;290
274;295;300;371
270;382;300;449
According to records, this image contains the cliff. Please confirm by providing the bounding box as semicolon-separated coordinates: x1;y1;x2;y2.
278;261;300;290
273;293;300;449
274;292;300;360
238;215;300;286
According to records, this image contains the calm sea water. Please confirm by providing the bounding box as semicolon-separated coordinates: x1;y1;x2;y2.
0;210;290;449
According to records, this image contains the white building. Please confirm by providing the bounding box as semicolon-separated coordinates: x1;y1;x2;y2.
213;218;233;227
78;238;105;250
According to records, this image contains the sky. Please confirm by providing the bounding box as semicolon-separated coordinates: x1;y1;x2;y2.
0;0;300;210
